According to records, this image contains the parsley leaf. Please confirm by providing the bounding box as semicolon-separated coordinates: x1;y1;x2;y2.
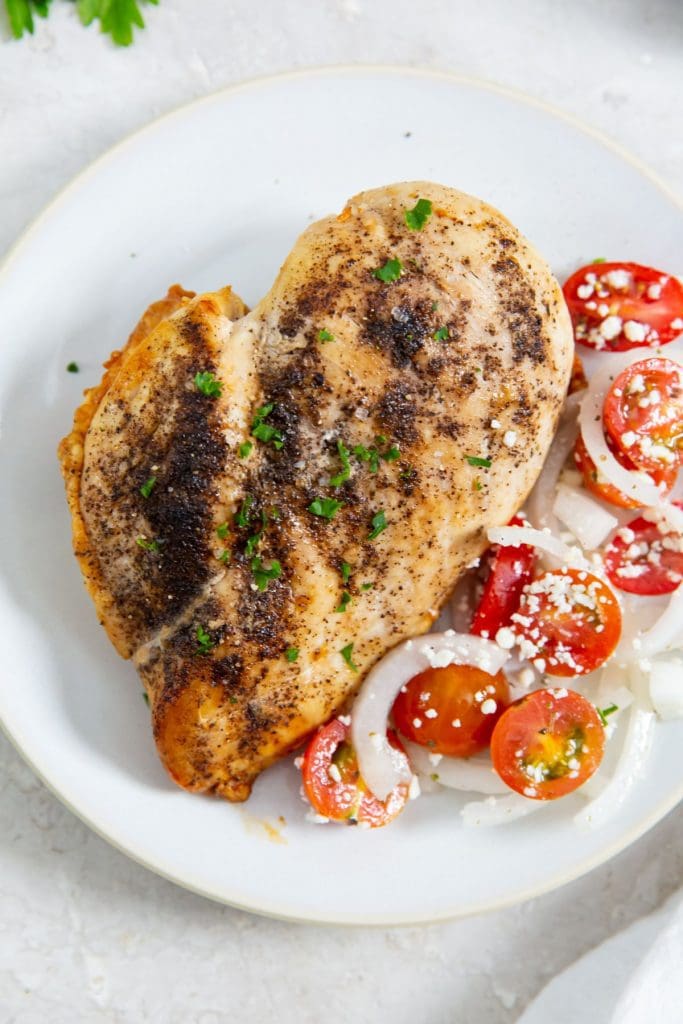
353;443;379;473
433;326;449;342
341;561;352;584
194;370;223;398
6;0;51;38
404;197;433;231
251;403;284;450
140;476;156;498
251;557;281;591
336;591;352;613
367;510;388;541
244;532;262;558
361;582;374;591
99;0;158;46
66;361;79;373
592;257;607;264
136;536;159;552
308;497;343;520
195;625;214;656
238;441;253;459
234;496;254;528
598;703;618;727
340;643;358;672
382;445;400;463
216;521;230;539
329;440;351;488
466;455;492;468
372;258;403;283
318;329;335;343
285;646;299;663
217;549;231;563
142;690;150;706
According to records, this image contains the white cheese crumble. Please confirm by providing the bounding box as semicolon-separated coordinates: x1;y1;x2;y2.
600;315;623;340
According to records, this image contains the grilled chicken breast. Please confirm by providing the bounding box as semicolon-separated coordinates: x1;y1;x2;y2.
59;182;573;801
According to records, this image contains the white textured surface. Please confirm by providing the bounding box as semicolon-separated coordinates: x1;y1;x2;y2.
1;1;682;1021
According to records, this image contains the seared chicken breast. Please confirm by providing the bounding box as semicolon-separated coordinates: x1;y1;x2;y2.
59;182;573;801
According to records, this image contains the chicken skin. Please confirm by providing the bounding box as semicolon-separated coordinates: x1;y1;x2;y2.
59;182;573;801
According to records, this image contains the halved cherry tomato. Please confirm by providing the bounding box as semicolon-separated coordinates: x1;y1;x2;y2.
603;358;683;474
470;514;535;638
574;433;677;509
564;261;683;352
604;510;683;596
568;352;588;395
490;688;605;799
510;567;621;676
301;718;409;827
392;664;510;757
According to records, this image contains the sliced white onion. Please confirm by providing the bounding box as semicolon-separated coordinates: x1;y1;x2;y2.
526;392;581;534
649;655;683;719
632;586;683;659
487;524;586;567
574;703;655;830
351;632;509;800
552;483;618;550
461;792;546;827
579;357;661;508
403;740;508;795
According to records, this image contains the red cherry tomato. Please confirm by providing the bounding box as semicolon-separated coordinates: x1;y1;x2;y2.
511;567;622;676
604;510;683;596
392;664;510;757
470;515;535;639
490;688;605;799
574;433;677;510
603;358;683;474
301;718;409;827
563;261;683;352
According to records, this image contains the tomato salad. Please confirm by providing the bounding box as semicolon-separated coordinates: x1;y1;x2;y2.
297;259;683;830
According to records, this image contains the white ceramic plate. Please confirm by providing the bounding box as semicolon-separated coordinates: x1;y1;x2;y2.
1;67;682;926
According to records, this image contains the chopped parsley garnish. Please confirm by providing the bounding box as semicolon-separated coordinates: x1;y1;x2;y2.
336;591;352;613
234;496;254;528
66;361;79;373
139;476;157;498
194;371;223;398
216;521;230;539
592;257;607;264
473;478;483;492
329;440;351;488
217;549;231;563
7;0;159;45
142;691;150;706
238;441;253;459
136;536;159;552
404;197;433;231
383;445;400;462
341;561;352;584
353;443;380;473
244;532;262;558
400;465;416;482
431;301;439;312
372;258;403;283
318;329;335;343
598;703;618;727
361;582;374;591
340;643;358;672
195;625;214;656
433;326;449;342
466;455;492;468
368;510;388;540
251;557;282;591
251;403;284;449
308;497;343;520
285;647;299;663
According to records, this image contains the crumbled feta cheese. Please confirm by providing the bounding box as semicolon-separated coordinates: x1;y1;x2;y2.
600;315;623;340
603;268;631;290
480;698;498;715
647;283;662;300
412;718;422;729
425;708;438;719
503;429;517;447
408;774;421;800
576;283;594;299
495;626;516;650
490;418;501;429
328;763;342;783
623;320;647;343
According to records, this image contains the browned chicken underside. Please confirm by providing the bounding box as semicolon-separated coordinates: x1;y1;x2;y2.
59;182;573;801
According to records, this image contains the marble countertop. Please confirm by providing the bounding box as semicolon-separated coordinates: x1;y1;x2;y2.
1;1;682;1020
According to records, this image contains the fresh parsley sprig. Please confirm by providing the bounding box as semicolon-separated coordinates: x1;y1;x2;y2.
6;0;159;47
